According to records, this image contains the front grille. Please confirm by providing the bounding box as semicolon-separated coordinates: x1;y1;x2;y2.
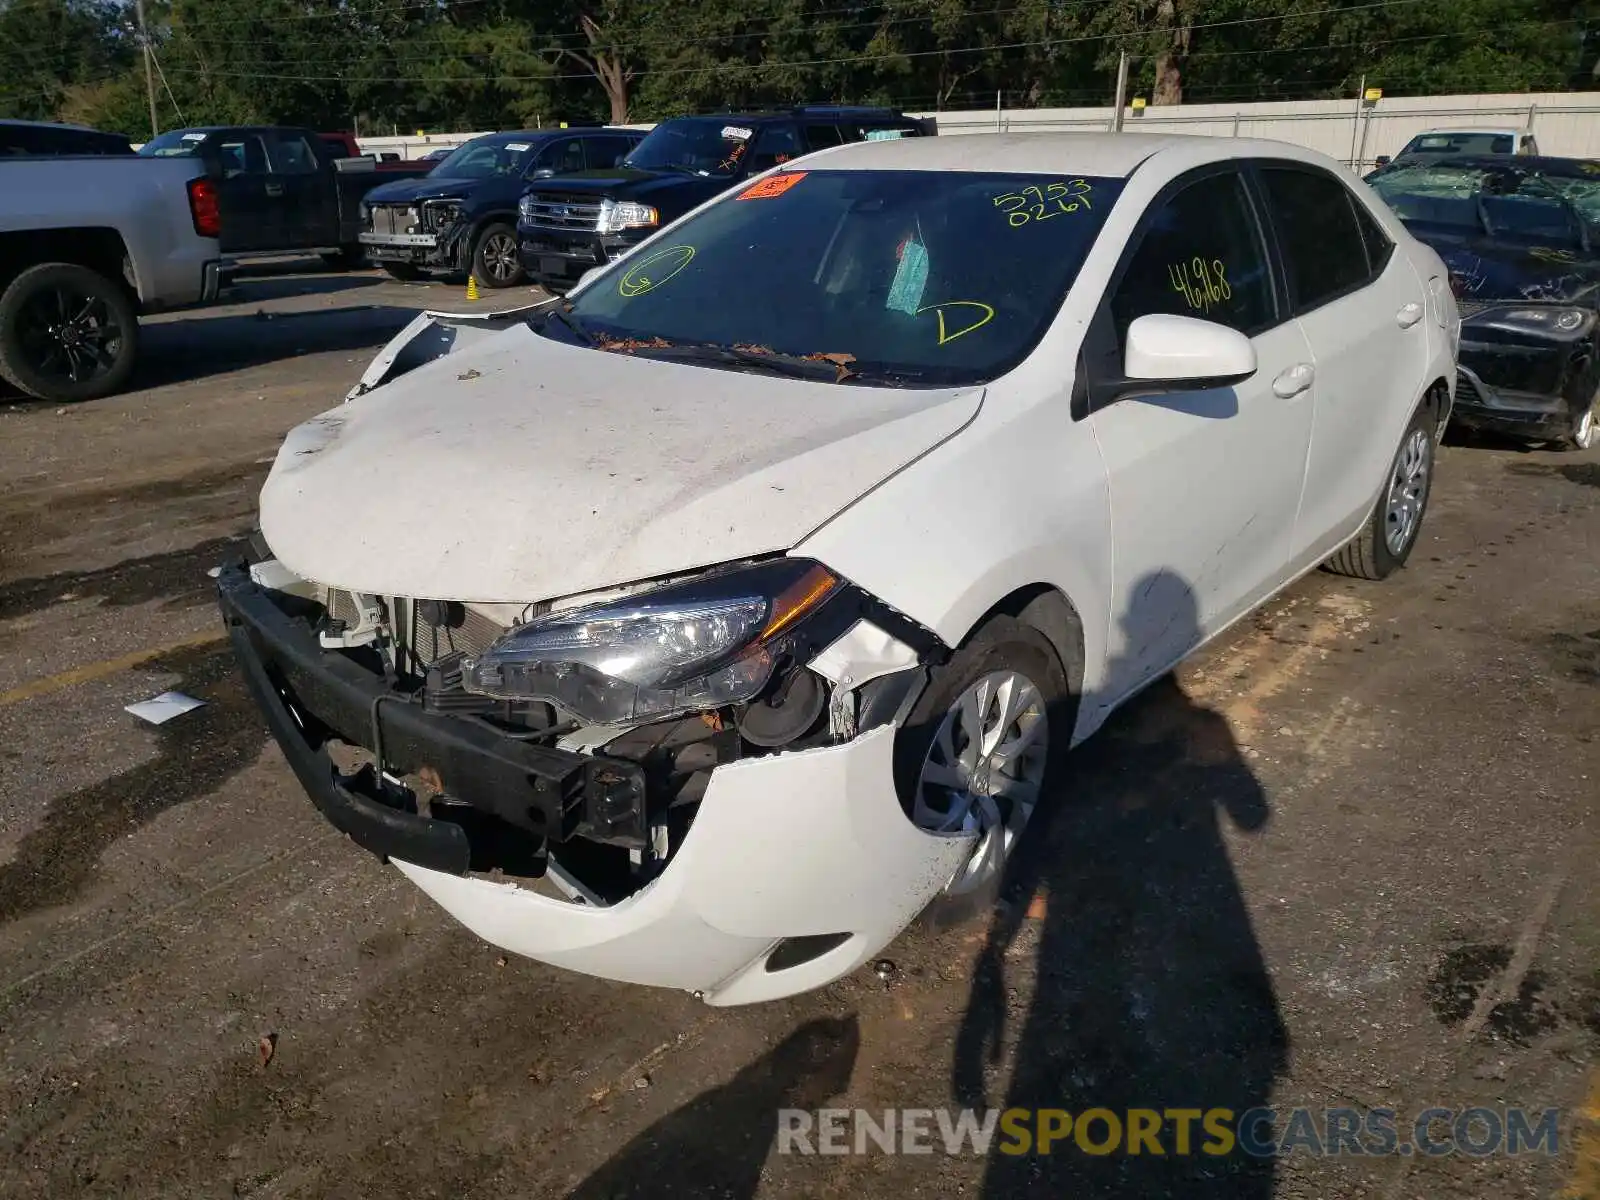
523;193;604;232
370;205;418;235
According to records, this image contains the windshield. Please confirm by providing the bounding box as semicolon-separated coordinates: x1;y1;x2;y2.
1370;163;1599;247
429;135;539;179
549;169;1125;387
138;129;210;157
622;118;758;178
1400;133;1513;157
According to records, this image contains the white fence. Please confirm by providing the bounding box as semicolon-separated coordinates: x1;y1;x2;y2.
355;91;1600;170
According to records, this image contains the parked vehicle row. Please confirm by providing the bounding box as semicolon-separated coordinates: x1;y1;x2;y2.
225;131;1459;1005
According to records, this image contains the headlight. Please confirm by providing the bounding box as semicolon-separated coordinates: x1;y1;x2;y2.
422;199;462;231
598;200;658;235
518;194;535;221
1499;307;1591;333
462;559;846;724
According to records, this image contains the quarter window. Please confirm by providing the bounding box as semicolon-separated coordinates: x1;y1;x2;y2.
1110;171;1275;341
1260;167;1371;311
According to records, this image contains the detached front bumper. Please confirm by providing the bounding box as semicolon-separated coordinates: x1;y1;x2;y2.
218;563;974;1005
1453;364;1580;438
359;230;449;269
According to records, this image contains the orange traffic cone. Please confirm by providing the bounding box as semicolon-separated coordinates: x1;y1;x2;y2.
466;274;480;300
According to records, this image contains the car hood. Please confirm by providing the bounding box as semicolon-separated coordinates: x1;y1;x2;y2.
527;169;729;204
259;326;983;603
1407;228;1600;305
363;175;493;204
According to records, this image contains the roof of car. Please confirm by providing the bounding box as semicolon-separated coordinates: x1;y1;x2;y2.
1387;153;1598;177
804;131;1325;177
0;118;106;131
1413;127;1521;137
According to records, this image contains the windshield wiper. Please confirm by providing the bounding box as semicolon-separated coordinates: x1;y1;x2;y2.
543;305;593;345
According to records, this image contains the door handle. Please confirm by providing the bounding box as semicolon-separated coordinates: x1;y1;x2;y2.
265;181;285;197
1272;363;1314;398
1396;302;1423;328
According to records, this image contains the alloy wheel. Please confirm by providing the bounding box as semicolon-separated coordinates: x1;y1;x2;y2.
1384;427;1431;555
912;670;1049;897
16;283;124;388
481;233;520;283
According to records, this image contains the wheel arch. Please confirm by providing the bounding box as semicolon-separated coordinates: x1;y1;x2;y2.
0;228;133;299
960;583;1087;702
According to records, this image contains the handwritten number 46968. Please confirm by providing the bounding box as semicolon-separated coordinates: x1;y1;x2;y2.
993;180;1092;227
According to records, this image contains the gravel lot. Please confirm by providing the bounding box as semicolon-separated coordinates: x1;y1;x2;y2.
1;260;1597;1200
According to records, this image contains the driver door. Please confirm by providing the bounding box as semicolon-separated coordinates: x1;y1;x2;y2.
1086;166;1316;704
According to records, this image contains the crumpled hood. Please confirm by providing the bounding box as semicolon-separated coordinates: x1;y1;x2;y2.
1410;228;1600;305
259;326;982;602
363;175;483;204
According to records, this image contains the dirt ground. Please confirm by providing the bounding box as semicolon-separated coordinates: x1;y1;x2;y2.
0;260;1597;1200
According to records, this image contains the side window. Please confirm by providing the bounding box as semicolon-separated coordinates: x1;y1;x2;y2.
267;134;319;174
1351;199;1393;275
586;136;633;169
749;123;803;171
1259;166;1371;312
1109;171;1275;342
219;135;268;176
541;136;586;175
803;123;843;153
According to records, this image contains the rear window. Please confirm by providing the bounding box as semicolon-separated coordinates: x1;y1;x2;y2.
1260;167;1371;311
1403;133;1515;156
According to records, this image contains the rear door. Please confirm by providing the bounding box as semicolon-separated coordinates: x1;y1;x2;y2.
265;130;335;248
214;131;278;253
1254;162;1431;565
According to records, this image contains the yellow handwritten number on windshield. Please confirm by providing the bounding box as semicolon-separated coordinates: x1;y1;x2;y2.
618;245;696;298
915;301;995;345
994;180;1092;227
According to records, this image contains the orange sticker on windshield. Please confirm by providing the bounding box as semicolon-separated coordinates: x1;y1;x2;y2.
740;171;807;200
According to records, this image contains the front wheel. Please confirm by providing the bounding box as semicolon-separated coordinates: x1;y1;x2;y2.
0;262;140;403
894;616;1069;926
1563;391;1597;450
1324;404;1435;580
471;223;524;289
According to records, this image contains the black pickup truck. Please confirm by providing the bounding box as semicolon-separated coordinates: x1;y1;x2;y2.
138;125;430;265
517;106;933;290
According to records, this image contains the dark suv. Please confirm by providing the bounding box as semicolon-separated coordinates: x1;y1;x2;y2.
516;106;934;290
359;126;644;286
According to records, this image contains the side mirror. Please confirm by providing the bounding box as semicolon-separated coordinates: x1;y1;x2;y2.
613;154;628;167
532;166;555;179
1124;313;1256;387
1374;155;1391;168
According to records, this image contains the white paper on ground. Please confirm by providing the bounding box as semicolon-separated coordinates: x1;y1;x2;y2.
125;691;207;725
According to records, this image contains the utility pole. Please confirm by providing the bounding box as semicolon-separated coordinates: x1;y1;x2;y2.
1110;50;1130;132
136;0;158;138
1348;74;1365;167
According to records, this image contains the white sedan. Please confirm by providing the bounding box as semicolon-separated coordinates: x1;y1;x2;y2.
221;132;1458;1004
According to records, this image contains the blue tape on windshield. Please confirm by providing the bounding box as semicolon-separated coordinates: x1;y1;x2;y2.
886;241;929;315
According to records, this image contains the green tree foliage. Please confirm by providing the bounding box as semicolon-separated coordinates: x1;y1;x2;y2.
1;0;1595;135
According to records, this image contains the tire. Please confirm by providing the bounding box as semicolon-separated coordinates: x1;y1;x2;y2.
0;262;139;403
1324;403;1436;581
893;616;1070;927
1562;391;1597;450
320;244;366;270
470;222;524;289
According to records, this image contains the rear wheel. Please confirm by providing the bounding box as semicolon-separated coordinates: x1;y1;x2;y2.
380;262;424;282
1324;404;1435;580
894;617;1069;926
471;223;524;288
0;262;139;403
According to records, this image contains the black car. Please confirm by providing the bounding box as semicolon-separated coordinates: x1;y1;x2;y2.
358;127;644;287
1;119;133;157
1369;154;1600;449
516;106;934;291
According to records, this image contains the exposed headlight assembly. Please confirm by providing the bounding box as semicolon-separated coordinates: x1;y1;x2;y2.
598;199;658;234
1499;307;1592;334
462;559;854;725
422;198;463;231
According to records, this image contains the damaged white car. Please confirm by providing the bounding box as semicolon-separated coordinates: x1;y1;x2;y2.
220;133;1457;1005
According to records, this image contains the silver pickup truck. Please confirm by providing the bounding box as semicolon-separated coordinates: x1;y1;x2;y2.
0;154;224;402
